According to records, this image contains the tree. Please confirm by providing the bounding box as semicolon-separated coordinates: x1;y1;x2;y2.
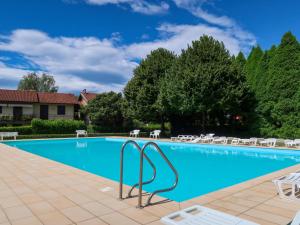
244;46;263;92
257;32;300;138
158;35;254;134
18;72;58;92
124;48;176;127
84;92;125;131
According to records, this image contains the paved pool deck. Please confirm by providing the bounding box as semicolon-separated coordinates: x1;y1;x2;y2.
0;138;300;225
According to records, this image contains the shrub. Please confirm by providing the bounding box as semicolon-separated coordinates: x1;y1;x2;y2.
0;126;33;135
31;119;86;134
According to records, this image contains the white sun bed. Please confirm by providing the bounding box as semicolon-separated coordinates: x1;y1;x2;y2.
291;211;300;225
161;205;258;225
259;138;277;147
213;136;228;144
231;138;240;145
273;172;300;201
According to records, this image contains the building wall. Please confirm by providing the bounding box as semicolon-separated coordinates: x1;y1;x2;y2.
0;103;74;120
33;104;74;120
0;104;34;116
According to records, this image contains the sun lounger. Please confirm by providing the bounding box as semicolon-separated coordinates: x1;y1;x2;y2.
0;132;18;140
273;172;300;201
291;211;300;225
76;130;87;138
129;129;140;138
240;137;257;145
171;135;197;142
199;134;215;143
260;138;277;147
213;136;228;144
150;130;161;139
161;205;258;225
285;139;296;147
190;134;205;143
231;138;240;145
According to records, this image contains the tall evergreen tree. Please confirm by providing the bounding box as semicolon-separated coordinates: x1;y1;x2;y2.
244;46;263;91
257;32;300;138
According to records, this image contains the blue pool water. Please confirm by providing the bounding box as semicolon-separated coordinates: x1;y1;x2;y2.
4;138;300;202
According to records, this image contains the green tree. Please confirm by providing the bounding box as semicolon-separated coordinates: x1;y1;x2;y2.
124;48;176;127
258;32;300;138
18;72;58;92
84;92;125;131
158;35;254;134
244;46;263;92
234;52;246;71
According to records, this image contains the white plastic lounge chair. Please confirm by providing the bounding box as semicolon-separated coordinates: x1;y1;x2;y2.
0;132;18;140
260;138;277;147
213;136;228;144
231;138;240;145
240;137;257;145
273;172;300;201
76;130;87;138
285;139;296;147
291;211;300;225
295;139;300;147
150;130;161;139
129;129;140;138
200;134;215;143
161;205;258;225
190;134;205;143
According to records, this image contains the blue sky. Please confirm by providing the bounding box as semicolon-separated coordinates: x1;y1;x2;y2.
0;0;299;93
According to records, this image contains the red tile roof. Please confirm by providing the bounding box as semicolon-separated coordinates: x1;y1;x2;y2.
82;92;97;101
38;92;78;104
0;89;78;104
0;89;38;103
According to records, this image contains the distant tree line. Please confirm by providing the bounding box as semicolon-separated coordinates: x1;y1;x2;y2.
80;32;300;138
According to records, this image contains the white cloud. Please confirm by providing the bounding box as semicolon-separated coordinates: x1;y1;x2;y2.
126;23;256;59
85;0;169;15
172;0;235;27
0;23;255;92
0;29;137;92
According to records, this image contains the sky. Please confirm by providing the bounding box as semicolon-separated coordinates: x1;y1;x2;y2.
0;0;299;93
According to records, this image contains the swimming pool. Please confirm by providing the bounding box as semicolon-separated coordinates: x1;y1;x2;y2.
4;138;300;202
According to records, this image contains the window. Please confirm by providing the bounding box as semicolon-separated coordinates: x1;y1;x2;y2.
57;105;66;115
0;106;2;114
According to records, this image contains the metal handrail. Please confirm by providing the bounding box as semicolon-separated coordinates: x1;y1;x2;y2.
138;142;179;208
119;140;156;200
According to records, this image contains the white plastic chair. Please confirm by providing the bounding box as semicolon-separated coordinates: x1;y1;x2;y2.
150;130;161;139
161;205;258;225
129;129;140;138
273;172;300;201
260;138;277;147
76;130;87;138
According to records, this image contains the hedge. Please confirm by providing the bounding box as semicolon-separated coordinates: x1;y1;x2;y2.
0;126;33;135
31;119;86;134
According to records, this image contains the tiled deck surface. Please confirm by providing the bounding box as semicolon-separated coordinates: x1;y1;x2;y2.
1;141;300;225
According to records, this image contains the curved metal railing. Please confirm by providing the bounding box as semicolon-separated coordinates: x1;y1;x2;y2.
119;140;156;199
137;142;179;208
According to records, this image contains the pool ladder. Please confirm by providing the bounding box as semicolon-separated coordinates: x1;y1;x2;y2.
119;140;179;208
